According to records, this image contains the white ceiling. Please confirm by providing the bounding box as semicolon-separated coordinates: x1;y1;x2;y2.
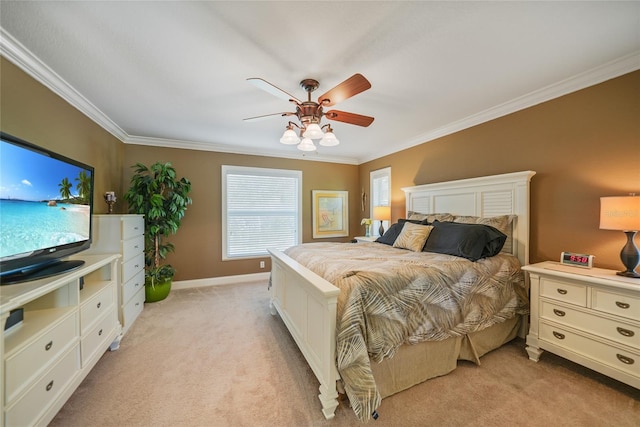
1;1;639;165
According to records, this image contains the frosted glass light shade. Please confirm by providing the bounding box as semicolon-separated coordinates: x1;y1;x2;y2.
280;128;300;145
600;196;640;230
319;131;339;146
303;123;324;139
297;138;316;151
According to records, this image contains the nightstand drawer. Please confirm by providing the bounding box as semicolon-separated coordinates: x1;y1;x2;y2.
592;288;640;321
122;234;144;262
540;322;640;378
122;215;144;240
5;345;80;427
540;300;639;349
540;277;587;307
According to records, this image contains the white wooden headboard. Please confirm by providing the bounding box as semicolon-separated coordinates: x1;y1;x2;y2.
401;171;536;266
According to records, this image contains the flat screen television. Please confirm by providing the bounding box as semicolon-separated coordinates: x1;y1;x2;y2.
0;132;94;285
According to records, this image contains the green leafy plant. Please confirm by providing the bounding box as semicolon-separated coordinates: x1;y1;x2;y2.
124;162;192;287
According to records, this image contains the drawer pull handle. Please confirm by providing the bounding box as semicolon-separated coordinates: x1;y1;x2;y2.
99;329;103;336
45;341;53;351
135;302;140;306
97;302;101;309
553;309;566;317
615;301;630;309
616;354;635;365
46;380;54;391
553;331;565;340
557;289;567;295
617;327;635;337
135;264;139;268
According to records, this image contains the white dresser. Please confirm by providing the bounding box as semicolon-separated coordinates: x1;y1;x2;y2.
524;262;640;389
88;214;145;342
1;254;120;427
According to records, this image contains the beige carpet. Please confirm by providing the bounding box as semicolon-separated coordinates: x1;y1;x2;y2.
50;280;639;427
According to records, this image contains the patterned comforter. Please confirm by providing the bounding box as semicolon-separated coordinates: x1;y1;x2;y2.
284;241;528;421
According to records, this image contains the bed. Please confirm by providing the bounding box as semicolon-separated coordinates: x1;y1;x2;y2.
268;171;536;421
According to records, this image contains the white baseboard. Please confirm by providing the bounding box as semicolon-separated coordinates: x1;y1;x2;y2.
172;272;270;290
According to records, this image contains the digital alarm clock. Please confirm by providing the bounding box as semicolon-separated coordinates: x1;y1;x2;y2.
560;252;595;268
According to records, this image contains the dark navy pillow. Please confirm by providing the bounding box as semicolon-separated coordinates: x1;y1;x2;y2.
423;220;507;261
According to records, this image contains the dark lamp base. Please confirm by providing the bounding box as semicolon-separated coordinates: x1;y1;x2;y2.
616;270;640;279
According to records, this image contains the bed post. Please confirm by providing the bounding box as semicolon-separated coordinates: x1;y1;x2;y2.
268;248;341;419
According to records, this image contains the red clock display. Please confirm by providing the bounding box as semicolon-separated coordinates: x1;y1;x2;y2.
560;252;594;268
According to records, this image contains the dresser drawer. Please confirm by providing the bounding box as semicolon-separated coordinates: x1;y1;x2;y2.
5;345;80;426
80;285;115;335
123;269;145;305
122;287;145;335
540;322;640;379
592;288;640;321
122;215;144;240
540;277;587;307
5;313;78;404
122;234;144;262
81;310;117;366
123;252;145;284
541;300;640;349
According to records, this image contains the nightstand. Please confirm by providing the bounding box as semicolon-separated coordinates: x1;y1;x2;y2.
523;261;639;389
354;236;378;243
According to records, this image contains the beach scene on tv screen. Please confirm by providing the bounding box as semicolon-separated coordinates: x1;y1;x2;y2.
0;141;91;259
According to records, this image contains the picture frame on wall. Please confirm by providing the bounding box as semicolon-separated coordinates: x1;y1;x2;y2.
312;190;349;238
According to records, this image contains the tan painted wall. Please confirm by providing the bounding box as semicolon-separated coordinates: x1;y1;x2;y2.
0;58;124;213
3;55;639;278
359;71;640;271
122;145;359;280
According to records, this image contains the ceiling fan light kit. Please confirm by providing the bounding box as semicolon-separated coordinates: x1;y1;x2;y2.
245;74;374;152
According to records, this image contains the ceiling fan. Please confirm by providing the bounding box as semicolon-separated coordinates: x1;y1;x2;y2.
244;74;374;151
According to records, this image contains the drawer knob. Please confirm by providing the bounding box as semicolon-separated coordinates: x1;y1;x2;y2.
98;329;103;336
45;341;53;351
135;264;140;268
616;354;635;365
97;302;101;309
557;289;568;295
46;380;54;392
615;301;630;309
553;309;566;317
553;331;565;340
617;327;635;338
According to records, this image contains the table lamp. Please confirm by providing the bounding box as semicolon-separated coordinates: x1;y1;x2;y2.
600;195;640;278
373;205;391;236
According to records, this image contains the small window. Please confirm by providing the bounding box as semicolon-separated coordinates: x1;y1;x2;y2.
370;167;391;237
222;165;302;259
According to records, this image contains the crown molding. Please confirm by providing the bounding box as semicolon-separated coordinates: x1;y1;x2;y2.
0;27;129;141
359;50;640;164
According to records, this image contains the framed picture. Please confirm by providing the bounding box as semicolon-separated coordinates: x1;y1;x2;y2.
312;190;349;238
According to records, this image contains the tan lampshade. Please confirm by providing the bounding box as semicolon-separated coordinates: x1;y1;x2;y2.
600;196;640;231
373;205;391;221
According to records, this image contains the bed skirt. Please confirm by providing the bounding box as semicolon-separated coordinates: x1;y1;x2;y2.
370;316;521;398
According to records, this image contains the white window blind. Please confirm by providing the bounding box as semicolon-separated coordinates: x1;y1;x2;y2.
222;165;302;259
370;167;391;236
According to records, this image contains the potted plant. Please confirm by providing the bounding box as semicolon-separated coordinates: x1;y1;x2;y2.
124;162;192;302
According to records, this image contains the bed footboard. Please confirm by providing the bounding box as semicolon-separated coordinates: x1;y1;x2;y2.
268;248;341;419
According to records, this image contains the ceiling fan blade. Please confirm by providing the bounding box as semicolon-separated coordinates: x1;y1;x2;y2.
247;78;301;104
318;74;371;107
243;112;296;122
325;110;374;127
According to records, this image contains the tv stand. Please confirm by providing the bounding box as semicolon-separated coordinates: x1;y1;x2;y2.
1;259;86;285
0;254;121;427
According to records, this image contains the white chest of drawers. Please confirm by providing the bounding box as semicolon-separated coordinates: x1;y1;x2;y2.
1;254;120;427
87;214;145;342
524;262;640;389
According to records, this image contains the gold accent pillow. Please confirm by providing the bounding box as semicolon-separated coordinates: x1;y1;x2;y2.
393;223;434;252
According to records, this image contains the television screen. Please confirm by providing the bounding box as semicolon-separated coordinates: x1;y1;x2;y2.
0;132;94;284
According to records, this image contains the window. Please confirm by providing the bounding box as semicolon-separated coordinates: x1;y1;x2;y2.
222;165;302;259
370;167;391;237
